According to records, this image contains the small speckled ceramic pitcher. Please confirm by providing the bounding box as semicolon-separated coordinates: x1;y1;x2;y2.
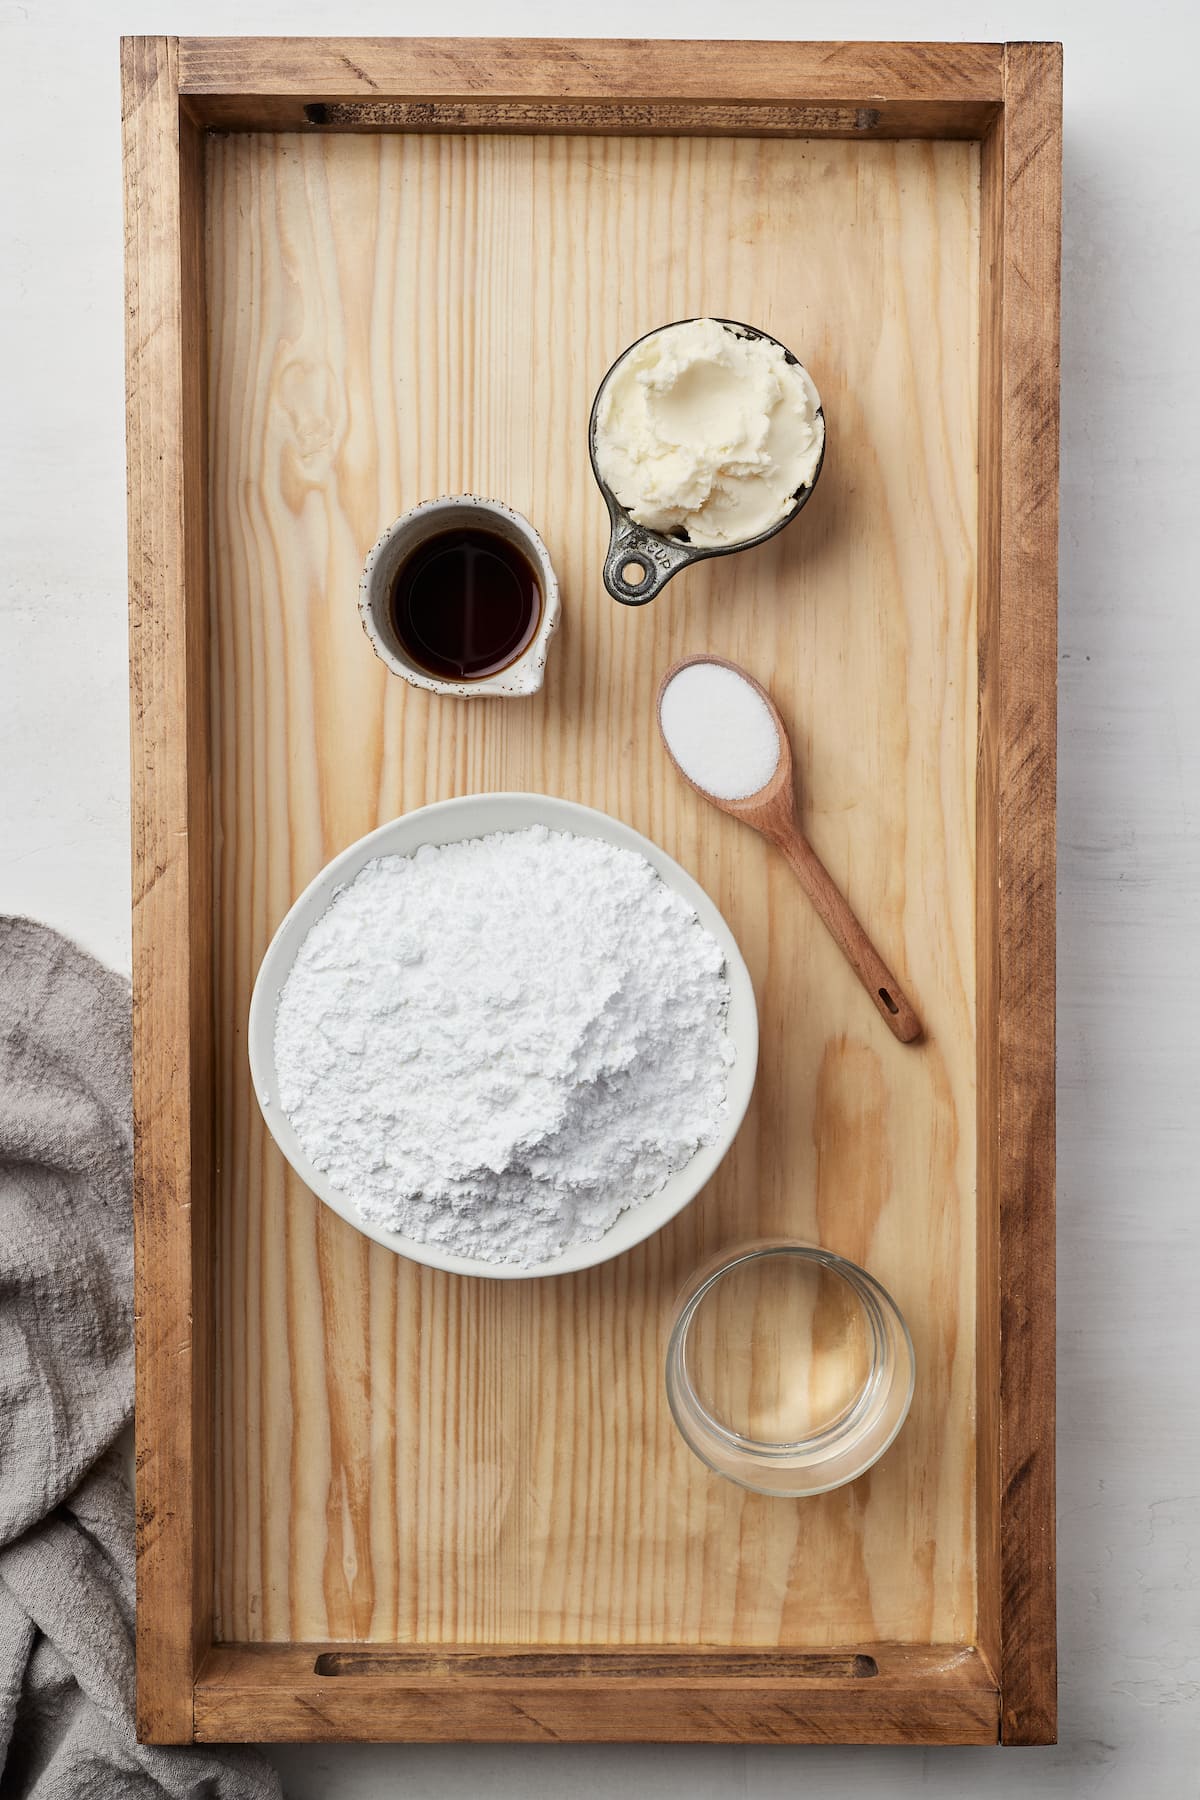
359;495;561;697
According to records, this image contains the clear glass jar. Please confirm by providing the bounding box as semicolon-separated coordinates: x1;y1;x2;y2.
665;1240;915;1497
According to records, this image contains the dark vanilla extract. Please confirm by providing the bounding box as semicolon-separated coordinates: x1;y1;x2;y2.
389;527;542;681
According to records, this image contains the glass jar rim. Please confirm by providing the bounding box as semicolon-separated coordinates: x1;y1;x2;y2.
665;1239;916;1497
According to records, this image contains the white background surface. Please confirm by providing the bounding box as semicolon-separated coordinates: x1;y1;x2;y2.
3;1;1196;1794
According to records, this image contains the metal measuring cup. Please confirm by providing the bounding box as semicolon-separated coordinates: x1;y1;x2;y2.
587;318;826;606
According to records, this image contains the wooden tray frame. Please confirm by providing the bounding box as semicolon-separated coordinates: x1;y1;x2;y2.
123;36;1059;1749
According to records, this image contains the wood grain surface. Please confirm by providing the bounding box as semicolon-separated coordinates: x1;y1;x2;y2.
179;37;1002;136
205;128;982;1655
192;1641;999;1744
122;36;213;1742
180;35;1004;97
977;41;1062;1745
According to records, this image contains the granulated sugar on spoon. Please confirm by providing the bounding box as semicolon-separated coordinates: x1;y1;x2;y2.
658;655;922;1044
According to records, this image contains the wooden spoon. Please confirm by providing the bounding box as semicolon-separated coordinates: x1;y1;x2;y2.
658;655;922;1045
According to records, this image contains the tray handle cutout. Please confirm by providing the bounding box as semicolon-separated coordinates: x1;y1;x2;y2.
314;1649;879;1680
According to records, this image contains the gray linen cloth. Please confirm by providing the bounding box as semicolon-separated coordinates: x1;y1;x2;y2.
0;918;280;1799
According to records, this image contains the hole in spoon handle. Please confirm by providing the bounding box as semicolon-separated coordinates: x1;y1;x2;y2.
874;980;922;1043
854;950;921;1043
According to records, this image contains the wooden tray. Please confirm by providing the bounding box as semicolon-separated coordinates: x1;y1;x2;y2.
123;37;1059;1748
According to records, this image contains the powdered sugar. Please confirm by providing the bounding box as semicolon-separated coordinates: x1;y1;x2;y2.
273;825;734;1267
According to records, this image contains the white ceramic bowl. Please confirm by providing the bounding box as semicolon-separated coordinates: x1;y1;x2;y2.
249;793;758;1280
359;495;560;697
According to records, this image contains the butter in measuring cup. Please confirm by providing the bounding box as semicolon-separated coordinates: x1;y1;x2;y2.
592;317;825;549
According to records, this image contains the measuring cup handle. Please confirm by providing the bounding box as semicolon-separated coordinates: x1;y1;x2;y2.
602;513;693;605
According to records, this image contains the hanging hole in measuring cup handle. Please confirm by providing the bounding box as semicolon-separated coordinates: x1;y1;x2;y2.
602;517;693;605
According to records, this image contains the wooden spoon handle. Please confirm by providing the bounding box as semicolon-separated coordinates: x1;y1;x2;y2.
775;827;922;1044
